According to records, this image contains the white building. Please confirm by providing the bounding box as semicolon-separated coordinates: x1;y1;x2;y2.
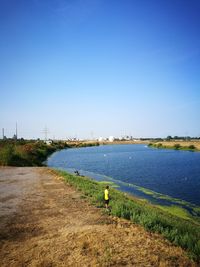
44;140;53;145
109;136;115;142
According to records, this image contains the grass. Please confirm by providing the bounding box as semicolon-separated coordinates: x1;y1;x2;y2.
57;170;200;262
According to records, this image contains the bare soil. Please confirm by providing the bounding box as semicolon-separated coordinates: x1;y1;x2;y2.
0;167;197;266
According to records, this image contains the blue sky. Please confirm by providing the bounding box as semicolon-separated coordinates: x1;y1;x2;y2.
0;0;200;139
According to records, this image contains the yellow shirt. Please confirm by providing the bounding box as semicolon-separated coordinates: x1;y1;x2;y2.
104;189;109;200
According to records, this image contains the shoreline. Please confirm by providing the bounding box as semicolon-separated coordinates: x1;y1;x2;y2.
61;167;200;223
148;140;200;152
57;169;200;262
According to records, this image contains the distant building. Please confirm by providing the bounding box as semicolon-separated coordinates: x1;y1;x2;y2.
98;137;104;142
44;140;53;145
109;136;115;142
13;134;17;140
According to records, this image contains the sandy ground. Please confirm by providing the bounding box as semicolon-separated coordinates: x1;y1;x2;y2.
0;167;197;267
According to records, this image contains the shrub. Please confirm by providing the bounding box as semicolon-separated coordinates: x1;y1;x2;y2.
157;143;163;148
0;145;14;165
174;144;181;150
0;140;58;166
188;145;196;150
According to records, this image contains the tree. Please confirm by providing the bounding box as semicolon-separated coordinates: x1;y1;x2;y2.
166;136;172;141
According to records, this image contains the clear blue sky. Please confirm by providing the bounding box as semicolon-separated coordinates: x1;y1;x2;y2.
1;0;200;139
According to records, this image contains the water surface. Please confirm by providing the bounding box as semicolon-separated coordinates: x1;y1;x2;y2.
47;144;200;207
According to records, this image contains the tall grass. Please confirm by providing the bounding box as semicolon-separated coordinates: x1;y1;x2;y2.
58;170;200;262
0;140;68;166
0;140;100;166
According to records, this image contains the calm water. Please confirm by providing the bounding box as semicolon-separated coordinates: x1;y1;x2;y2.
47;144;200;206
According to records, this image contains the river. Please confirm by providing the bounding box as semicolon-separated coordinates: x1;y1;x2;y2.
47;144;200;209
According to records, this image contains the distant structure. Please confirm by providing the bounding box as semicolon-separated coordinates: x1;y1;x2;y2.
15;122;18;140
119;135;133;141
98;136;115;142
2;128;4;139
42;126;49;141
12;123;18;140
109;136;115;142
44;140;53;145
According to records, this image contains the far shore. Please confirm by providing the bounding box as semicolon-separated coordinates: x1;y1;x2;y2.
149;140;200;151
67;140;149;146
66;139;200;151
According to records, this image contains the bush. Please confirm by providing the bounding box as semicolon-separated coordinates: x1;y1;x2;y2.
0;145;14;165
174;144;181;150
157;143;163;148
188;145;196;150
0;140;58;166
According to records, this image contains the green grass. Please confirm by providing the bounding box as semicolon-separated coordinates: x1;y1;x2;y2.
57;170;200;262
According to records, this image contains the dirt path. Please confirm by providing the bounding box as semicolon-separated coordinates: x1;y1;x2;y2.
0;167;196;267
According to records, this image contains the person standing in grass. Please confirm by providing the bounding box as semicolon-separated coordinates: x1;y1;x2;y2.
104;185;110;209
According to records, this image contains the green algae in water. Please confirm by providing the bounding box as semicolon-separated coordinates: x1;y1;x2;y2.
98;181;119;188
114;179;200;223
84;172;200;223
157;205;191;221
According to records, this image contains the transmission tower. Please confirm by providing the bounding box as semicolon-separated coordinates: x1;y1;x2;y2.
42;126;49;141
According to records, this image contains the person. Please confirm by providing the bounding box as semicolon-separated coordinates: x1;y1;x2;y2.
74;170;80;176
104;185;110;209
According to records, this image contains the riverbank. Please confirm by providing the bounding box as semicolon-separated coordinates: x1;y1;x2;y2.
148;141;200;151
58;170;200;262
0;167;197;266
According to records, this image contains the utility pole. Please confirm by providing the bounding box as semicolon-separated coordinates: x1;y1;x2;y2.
16;122;18;140
2;128;4;139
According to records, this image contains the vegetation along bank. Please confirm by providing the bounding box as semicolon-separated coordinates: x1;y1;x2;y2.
0;140;99;166
148;140;200;151
58;170;200;262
